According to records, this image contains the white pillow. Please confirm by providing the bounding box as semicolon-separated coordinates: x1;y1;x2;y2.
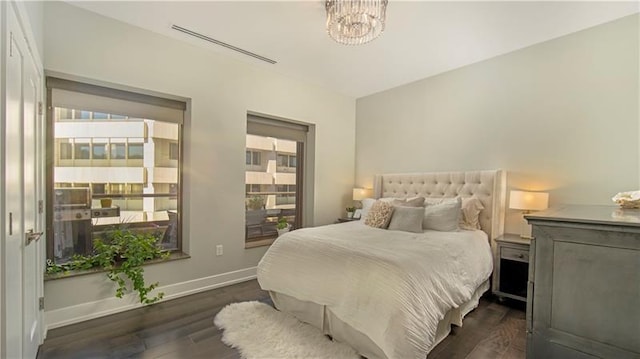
424;196;484;230
360;198;377;219
423;197;461;231
388;206;425;233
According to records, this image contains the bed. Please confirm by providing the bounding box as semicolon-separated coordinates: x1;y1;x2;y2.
257;170;506;359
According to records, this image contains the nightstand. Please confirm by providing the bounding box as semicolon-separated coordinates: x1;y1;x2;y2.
337;217;359;223
493;234;530;302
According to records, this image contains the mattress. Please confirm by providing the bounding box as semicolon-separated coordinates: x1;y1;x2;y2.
257;221;493;359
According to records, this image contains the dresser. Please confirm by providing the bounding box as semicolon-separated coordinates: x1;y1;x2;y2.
525;205;640;359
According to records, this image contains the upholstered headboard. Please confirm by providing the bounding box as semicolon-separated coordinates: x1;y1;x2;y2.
373;170;506;240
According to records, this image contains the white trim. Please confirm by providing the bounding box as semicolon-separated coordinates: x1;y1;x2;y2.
44;266;257;332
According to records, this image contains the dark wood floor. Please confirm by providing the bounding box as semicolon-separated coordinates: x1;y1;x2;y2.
38;280;525;359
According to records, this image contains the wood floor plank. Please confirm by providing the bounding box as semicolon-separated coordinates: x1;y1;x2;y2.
38;280;525;359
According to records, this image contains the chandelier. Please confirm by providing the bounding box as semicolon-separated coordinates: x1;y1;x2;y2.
325;0;388;45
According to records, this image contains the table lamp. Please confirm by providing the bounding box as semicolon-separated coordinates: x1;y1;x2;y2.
509;190;549;238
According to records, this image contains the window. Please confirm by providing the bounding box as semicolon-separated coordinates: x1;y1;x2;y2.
47;76;186;264
245;115;308;243
74;143;90;159
59;142;72;159
246;151;261;166
128;143;144;159
110;143;126;159
92;143;107;159
169;142;179;160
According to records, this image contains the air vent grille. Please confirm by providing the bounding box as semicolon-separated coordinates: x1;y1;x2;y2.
171;25;277;65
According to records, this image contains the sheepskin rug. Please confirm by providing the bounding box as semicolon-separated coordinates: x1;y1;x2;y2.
214;301;360;359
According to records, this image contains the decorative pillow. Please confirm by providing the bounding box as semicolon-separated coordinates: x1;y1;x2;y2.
388;206;425;233
364;201;395;229
392;196;425;208
423;197;461;231
460;196;484;230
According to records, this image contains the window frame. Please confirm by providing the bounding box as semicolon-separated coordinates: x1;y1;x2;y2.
45;76;188;264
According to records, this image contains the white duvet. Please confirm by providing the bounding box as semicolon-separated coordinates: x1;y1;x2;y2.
257;221;493;359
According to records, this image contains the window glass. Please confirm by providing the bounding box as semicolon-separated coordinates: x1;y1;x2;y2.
245;151;252;165
289;156;297;168
110;143;126;159
252;152;261;165
50;103;183;264
93;112;108;120
74;143;90;159
169;142;179;160
128;143;144;159
92;143;107;159
277;154;288;167
59;143;72;160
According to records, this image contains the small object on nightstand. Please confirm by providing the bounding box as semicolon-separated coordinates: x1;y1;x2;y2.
337;217;359;223
493;233;530;302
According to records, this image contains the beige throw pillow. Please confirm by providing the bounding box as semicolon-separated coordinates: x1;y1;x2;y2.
364;201;395;229
461;196;485;230
388;206;425;233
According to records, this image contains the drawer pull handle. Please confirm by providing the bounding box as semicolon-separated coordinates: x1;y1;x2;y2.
518;254;524;259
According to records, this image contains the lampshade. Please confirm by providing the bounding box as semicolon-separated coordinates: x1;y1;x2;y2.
353;188;372;201
509;190;549;211
325;0;388;45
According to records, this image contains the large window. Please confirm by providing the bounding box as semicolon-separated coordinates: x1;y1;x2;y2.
47;77;186;264
245;115;307;243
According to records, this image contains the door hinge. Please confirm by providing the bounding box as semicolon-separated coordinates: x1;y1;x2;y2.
38;200;44;214
38;102;43;116
39;297;45;311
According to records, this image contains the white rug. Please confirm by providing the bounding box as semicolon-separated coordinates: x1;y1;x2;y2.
214;301;360;359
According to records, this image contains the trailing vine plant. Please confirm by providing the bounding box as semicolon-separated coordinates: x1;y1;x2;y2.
46;228;169;305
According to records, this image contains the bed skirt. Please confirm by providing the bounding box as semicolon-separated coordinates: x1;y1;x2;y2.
269;279;490;359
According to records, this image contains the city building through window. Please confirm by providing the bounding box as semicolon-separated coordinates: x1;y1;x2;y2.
47;77;186;263
245;115;307;242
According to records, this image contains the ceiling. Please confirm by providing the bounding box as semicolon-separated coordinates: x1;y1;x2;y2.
66;1;639;98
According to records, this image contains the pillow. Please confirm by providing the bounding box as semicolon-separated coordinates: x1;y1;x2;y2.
360;198;377;219
392;196;425;208
424;196;485;230
364;201;395;229
423;197;461;231
460;196;485;230
388;206;425;233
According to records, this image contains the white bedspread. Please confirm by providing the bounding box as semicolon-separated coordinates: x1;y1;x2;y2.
257;221;493;359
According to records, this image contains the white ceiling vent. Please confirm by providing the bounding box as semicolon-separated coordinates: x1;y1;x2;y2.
171;24;277;65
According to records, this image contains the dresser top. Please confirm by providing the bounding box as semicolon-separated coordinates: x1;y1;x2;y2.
524;205;640;227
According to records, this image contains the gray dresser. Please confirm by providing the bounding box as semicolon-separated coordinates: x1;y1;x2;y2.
524;205;640;359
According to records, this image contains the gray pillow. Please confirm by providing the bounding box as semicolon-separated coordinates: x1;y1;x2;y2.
388;206;425;233
423;197;461;231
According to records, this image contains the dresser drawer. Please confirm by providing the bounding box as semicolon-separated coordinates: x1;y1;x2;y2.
502;247;529;263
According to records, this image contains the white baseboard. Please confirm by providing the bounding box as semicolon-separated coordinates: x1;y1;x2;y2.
44;266;257;332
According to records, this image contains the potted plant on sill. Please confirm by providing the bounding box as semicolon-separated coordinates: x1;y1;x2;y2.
346;206;356;219
276;217;290;236
46;227;169;305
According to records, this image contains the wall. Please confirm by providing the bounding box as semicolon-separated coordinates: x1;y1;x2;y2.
356;14;639;234
43;1;355;327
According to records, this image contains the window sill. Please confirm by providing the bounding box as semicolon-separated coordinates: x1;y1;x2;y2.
245;237;276;249
44;252;191;281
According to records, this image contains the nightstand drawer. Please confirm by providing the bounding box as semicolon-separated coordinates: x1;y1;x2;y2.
502;247;529;263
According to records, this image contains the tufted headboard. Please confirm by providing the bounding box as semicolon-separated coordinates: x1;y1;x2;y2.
373;170;506;240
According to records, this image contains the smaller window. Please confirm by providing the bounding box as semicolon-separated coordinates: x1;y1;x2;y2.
277;154;288;167
128;143;144;159
246;184;260;193
92;183;106;195
110;143;126;159
75;110;91;120
92;144;107;159
59;143;72;160
130;183;144;194
109;183;125;194
93;112;108;120
169;142;179;160
110;114;127;120
289;156;297;168
246;151;261;165
169;183;178;195
74;143;90;159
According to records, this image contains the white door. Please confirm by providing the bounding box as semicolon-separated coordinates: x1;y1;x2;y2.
5;3;44;358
